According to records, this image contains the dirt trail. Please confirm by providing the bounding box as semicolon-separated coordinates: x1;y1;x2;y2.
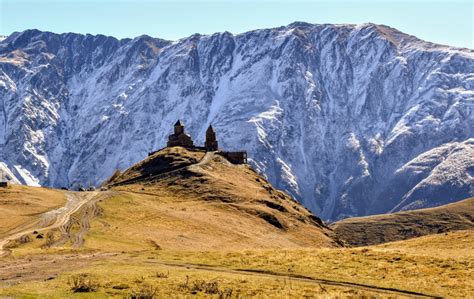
153;261;441;298
53;192;114;248
191;151;214;168
0;192;99;257
0;252;119;286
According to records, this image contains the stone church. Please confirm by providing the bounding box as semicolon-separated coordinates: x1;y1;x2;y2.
165;120;247;164
167;120;194;148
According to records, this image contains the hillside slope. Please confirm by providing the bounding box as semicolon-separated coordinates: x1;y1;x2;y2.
0;185;65;239
101;146;339;250
0;23;473;220
0;161;472;297
332;197;474;246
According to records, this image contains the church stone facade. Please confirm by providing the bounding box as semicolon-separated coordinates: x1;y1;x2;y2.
167;120;194;148
163;120;247;164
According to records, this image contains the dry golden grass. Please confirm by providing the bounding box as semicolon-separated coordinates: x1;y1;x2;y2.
104;148;337;250
2;232;472;297
377;229;474;258
0;185;65;238
333;197;474;246
0;251;391;298
1;148;472;297
1;195;473;297
79;190;334;252
149;230;473;297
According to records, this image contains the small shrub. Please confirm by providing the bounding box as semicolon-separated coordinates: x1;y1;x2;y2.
134;275;146;284
178;275;190;290
155;271;169;278
5;235;31;249
220;288;234;299
179;277;232;297
19;235;31;244
112;283;129;290
68;274;99;293
239;256;251;265
130;283;158;299
191;280;220;294
42;231;55;248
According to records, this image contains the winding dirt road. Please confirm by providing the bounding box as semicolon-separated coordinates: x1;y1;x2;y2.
53;191;112;248
0;191;98;257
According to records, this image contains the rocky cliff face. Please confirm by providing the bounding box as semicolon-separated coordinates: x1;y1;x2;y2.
0;23;473;220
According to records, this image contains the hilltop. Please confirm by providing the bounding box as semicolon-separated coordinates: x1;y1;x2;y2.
103;146;339;250
0;145;339;255
332;197;474;246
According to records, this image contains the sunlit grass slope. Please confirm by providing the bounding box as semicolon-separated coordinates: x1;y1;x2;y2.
333;197;474;246
0;185;65;238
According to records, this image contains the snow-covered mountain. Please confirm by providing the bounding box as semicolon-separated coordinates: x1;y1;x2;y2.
0;23;473;220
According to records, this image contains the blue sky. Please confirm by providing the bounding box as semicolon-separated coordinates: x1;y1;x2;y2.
0;0;473;48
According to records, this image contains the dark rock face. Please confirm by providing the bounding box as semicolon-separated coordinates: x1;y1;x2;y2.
0;23;473;220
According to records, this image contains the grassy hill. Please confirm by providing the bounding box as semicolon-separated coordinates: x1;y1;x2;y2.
102;147;339;250
332;197;474;246
0;147;472;297
0;185;65;238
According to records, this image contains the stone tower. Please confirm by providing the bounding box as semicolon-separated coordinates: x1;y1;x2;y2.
167;120;194;148
205;125;218;151
174;120;184;135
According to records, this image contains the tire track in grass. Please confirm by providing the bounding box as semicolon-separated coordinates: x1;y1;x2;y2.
0;192;98;257
153;261;441;298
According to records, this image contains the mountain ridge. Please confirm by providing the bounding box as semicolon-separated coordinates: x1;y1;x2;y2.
0;22;473;220
4;22;473;51
332;197;474;246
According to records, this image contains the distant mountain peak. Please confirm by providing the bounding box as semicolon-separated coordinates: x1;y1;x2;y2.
0;23;472;220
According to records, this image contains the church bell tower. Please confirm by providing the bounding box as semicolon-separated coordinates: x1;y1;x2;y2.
205;125;218;151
